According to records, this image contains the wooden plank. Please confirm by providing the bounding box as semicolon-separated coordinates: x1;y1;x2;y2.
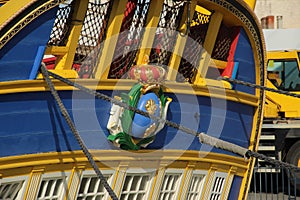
94;0;128;79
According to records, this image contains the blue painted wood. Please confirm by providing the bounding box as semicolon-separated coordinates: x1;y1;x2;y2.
228;176;243;199
29;46;46;80
0;8;57;82
0;90;253;158
234;28;256;94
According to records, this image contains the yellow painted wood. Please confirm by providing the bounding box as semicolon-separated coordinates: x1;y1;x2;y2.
0;0;33;28
24;167;45;200
0;1;58;49
200;165;217;199
194;11;223;84
36;69;78;79
65;165;86;200
210;59;227;69
239;159;254;200
0;150;248;176
54;0;89;70
150;162;168;200
0;79;259;106
221;166;237;200
135;0;164;65
45;46;68;55
94;0;128;79
244;0;257;10
179;162;196;200
112;162;129;197
167;1;197;81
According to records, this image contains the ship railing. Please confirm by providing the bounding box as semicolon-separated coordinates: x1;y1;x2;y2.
248;165;300;200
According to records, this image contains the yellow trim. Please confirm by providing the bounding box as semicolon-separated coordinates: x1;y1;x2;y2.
244;0;257;10
0;0;34;28
0;150;248;177
200;165;216;199
179;162;196;199
210;59;227;70
45;46;68;55
24;167;45;200
221;166;237;199
112;162;128;198
37;69;78;79
0;150;249;200
150;161;168;200
0;79;259;107
65;165;85;200
136;0;164;65
194;11;223;84
94;0;128;79
195;4;211;15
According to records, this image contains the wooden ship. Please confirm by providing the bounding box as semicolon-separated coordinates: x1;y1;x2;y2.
0;0;266;199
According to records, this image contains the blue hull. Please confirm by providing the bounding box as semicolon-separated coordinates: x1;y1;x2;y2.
0;89;253;157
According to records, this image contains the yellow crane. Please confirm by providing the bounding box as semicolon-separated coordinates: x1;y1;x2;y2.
260;49;300;190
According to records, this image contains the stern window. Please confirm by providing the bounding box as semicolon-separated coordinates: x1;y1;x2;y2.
120;173;152;200
0;180;25;200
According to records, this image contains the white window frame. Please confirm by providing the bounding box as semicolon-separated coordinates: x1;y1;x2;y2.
76;169;115;200
209;171;227;200
186;170;207;200
120;168;156;200
158;168;184;200
37;171;70;200
0;175;29;200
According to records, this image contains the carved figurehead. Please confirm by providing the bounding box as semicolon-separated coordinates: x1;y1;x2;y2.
107;64;172;150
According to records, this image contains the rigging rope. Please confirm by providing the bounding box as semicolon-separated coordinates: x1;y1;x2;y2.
40;64;119;200
219;76;300;98
42;67;300;171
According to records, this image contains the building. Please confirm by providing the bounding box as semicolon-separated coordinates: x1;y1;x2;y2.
254;0;300;29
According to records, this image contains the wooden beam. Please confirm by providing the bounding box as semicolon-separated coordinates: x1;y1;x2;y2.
194;11;223;85
135;0;164;65
54;0;89;70
94;0;128;79
167;1;197;81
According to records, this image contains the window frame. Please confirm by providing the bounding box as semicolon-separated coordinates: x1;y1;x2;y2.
0;175;29;200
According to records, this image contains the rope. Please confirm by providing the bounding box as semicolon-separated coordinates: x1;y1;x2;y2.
40;64;119;200
219;76;300;98
43;68;300;171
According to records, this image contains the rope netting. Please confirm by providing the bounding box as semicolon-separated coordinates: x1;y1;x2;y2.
148;1;184;68
108;0;151;79
211;24;239;61
48;0;113;78
47;1;238;83
176;9;210;83
48;3;72;46
74;0;113;78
